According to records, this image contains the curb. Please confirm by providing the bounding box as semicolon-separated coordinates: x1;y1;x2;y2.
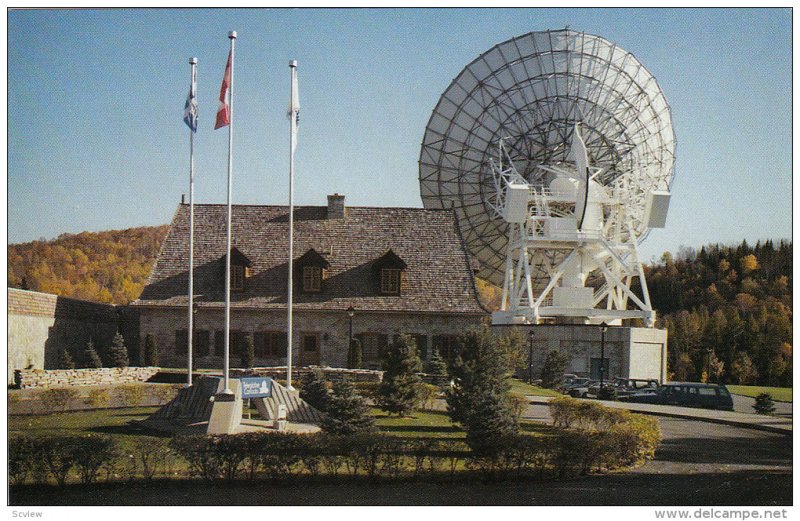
526;396;792;436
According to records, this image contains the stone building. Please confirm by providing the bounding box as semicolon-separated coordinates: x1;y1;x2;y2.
132;195;488;369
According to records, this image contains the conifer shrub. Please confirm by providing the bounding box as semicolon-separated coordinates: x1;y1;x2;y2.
84;339;103;369
753;393;776;415
143;333;159;367
299;368;330;412
347;338;363;369
377;334;424;416
107;332;129;368
425;349;448;376
241;335;255;368
321;379;376;435
540;349;569;389
58;348;75;370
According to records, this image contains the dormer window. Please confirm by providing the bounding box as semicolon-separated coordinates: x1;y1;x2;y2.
373;249;407;296
303;266;322;293
222;247;252;293
380;268;401;295
231;265;245;291
296;248;330;294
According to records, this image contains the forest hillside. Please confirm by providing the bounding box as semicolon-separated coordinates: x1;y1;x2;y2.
8;226;169;304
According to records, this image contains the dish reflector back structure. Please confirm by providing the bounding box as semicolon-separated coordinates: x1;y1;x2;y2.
419;29;675;326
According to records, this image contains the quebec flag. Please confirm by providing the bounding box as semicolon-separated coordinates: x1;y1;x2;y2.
183;66;198;132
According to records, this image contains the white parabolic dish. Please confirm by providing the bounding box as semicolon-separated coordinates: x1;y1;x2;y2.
419;29;676;288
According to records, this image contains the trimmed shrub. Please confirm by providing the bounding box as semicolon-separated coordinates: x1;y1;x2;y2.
107;332;129;368
129;438;175;480
347;338;363;369
72;435;117;484
43;387;80;412
321;379;376;435
85;388;110;408
9;437;35;485
300;368;330;412
753;393;776;415
84;339;103;368
241;335;255;368
144;333;159;367
58;348;76;370
118;385;145;407
377;334;424;416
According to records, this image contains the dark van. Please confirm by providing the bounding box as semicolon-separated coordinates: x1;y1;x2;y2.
624;382;734;411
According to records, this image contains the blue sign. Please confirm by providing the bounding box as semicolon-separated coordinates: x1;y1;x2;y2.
239;377;273;398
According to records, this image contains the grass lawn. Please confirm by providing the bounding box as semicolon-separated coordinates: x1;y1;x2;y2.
726;385;792;402
508;379;562;398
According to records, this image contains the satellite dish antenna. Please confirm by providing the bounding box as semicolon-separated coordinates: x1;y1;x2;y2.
419;29;675;326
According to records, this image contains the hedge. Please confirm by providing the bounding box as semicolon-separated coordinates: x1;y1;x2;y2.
9;398;660;486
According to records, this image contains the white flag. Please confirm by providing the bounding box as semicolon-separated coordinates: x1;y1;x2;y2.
288;64;300;154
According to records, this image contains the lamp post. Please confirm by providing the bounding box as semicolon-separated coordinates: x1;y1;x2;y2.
705;347;712;383
528;328;535;384
347;306;355;366
600;322;608;389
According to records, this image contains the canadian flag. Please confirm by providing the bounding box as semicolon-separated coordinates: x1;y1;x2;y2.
214;50;232;129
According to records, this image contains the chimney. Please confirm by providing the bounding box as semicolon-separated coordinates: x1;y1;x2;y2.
327;193;345;219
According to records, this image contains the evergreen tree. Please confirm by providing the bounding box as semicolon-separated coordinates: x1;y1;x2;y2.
107;332;129;368
540;350;569;389
347;338;363;369
377;334;424;416
84;339;103;368
143;333;159;367
753;393;776;415
58;348;75;370
425;348;448;376
299;368;330;412
241;335;255;368
445;328;519;445
321;379;376;435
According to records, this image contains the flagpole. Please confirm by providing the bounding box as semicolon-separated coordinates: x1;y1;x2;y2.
187;57;197;388
286;60;297;391
223;31;236;395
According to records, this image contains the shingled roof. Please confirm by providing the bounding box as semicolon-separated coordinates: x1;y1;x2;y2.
133;203;486;314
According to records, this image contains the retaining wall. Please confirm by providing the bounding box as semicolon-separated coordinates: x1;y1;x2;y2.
15;367;160;389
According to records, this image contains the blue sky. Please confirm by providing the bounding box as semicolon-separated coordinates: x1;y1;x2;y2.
7;8;792;261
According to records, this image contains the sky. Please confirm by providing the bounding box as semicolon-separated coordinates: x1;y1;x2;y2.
7;8;793;262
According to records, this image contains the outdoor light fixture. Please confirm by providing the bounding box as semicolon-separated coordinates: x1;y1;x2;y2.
600;322;608;390
347;306;355;360
528;328;535;385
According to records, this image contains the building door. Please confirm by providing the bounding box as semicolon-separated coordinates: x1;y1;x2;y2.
590;357;609;381
301;333;320;366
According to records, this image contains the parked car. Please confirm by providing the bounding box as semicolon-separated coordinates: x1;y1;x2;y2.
570;377;659;399
562;377;591;394
621;382;734;411
568;380;599;398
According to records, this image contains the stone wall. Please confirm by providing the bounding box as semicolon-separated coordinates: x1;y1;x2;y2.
15;367;160;389
137;306;485;370
7;288;124;384
231;366;383;383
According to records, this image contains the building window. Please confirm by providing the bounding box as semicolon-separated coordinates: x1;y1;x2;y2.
175;329;188;355
254;331;288;358
302;266;322;293
432;335;459;362
359;333;389;368
231;265;245;291
380;268;401;295
194;330;210;357
214;330;225;356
